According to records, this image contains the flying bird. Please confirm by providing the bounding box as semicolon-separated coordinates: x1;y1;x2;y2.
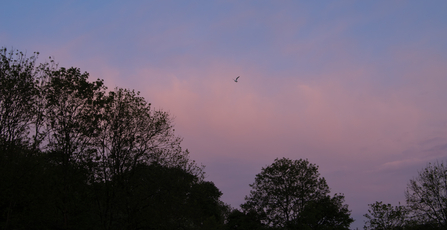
234;76;240;82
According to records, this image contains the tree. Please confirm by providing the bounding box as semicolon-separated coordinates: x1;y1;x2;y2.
42;66;106;164
38;66;107;229
0;48;56;229
241;157;353;229
90;87;206;229
91;162;225;230
186;181;227;229
363;201;408;230
295;193;353;230
0;48;39;151
0;47;227;230
93;87;202;182
405;161;447;228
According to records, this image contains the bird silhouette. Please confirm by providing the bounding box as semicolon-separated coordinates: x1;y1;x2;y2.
234;76;240;82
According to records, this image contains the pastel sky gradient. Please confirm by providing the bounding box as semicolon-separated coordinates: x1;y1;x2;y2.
2;1;447;228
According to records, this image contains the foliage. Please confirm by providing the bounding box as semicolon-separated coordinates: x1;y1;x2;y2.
363;201;408;230
363;160;447;230
91;162;221;230
405;161;447;228
93;87;203;182
0;48;39;150
241;157;353;229
295;193;353;230
0;47;224;230
42;66;106;160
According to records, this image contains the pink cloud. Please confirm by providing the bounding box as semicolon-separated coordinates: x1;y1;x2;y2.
133;61;426;167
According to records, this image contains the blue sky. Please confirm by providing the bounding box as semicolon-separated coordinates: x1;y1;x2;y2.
2;1;447;228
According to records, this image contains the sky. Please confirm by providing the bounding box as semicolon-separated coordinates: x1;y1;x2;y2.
2;1;447;228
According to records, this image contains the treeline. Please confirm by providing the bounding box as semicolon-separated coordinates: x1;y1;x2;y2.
363;161;447;230
2;47;446;230
0;48;228;229
0;47;356;230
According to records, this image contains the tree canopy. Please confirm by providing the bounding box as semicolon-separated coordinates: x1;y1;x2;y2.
363;201;407;230
241;157;353;230
364;161;447;230
405;161;447;228
0;47;225;230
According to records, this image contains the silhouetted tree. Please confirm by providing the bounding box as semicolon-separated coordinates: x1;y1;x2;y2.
0;48;39;151
38;66;106;228
363;201;408;230
0;47;228;230
0;48;53;229
294;193;352;230
92;163;225;230
90;87;205;229
242;157;353;230
93;87;202;181
42;66;106;164
405;161;447;228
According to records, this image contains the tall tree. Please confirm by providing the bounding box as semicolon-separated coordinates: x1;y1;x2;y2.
0;48;52;229
405;161;447;228
91;87;205;229
241;157;353;229
0;47;227;230
42;66;106;163
0;48;39;150
38;66;107;229
94;88;202;181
